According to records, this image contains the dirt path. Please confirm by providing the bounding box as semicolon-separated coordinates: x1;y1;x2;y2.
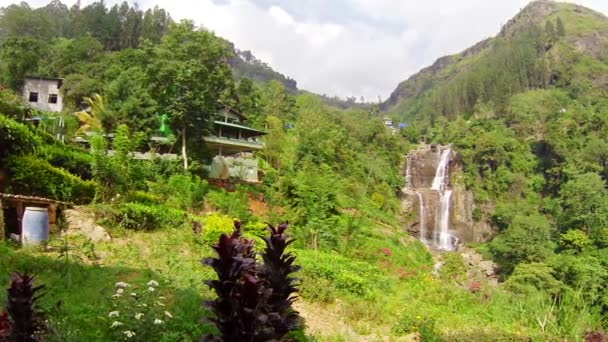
294;300;417;342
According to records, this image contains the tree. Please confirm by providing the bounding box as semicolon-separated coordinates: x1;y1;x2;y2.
558;172;608;241
147;20;234;169
0;37;47;90
489;214;555;274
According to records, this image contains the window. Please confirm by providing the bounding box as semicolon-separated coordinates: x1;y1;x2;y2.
28;92;38;103
48;94;58;104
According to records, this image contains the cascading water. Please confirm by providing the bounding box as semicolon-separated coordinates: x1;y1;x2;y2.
416;191;428;244
405;156;413;190
431;147;454;251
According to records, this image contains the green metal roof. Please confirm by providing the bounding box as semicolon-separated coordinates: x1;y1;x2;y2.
213;121;267;135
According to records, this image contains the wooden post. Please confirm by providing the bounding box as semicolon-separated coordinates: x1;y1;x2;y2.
0;199;5;241
16;201;23;242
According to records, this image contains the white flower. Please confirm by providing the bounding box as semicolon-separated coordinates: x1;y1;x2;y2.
148;287;155;292
116;288;124;294
158;296;166;300
156;301;165;307
147;280;159;287
115;282;130;288
130;292;137;297
135;313;144;320
111;321;123;328
164;311;173;318
123;330;136;338
108;311;120;318
112;293;122;299
154;318;164;325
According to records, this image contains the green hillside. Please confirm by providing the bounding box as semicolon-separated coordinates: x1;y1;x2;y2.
0;0;607;340
386;0;608;335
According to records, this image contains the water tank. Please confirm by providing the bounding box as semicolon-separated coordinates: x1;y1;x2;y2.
22;207;49;247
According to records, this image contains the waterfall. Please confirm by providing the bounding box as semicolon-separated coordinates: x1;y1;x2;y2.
405;157;413;190
415;191;427;243
431;147;454;251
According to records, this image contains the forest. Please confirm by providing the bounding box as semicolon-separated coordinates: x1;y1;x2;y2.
0;0;607;341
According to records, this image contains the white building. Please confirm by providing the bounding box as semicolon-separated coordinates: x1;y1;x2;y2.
22;77;64;113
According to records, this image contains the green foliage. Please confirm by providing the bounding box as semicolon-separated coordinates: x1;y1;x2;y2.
489;214;555;274
150;173;208;211
38;144;93;179
200;213;236;245
392;313;441;341
559;230;592;253
505;262;563;295
115;202;184;231
440;252;467;282
90;125;148;200
0;113;41;161
6;154;95;203
206;188;252;222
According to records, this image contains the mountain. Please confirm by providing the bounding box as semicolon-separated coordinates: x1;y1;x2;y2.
383;0;608;122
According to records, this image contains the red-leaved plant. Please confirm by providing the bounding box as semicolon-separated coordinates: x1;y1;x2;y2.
259;223;301;337
0;311;11;340
202;221;301;341
5;273;46;342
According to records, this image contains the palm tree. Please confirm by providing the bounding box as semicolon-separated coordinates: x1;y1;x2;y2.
74;93;107;135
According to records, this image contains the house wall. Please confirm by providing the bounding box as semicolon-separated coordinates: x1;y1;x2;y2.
22;79;63;112
208;155;259;183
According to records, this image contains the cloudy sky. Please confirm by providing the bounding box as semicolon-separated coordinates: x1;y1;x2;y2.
4;0;608;100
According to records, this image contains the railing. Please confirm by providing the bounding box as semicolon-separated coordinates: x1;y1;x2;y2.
204;135;265;148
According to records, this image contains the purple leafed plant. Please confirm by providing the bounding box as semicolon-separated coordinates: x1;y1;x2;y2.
202;221;301;341
260;222;302;336
6;273;46;342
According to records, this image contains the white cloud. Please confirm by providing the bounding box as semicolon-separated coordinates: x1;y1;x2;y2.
1;0;608;100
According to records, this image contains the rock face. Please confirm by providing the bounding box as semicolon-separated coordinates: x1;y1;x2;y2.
401;145;494;249
64;208;111;242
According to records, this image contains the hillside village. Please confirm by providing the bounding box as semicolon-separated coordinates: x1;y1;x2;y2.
1;0;608;341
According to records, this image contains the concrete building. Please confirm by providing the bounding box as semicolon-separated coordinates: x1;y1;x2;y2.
22;77;64;113
204;108;266;183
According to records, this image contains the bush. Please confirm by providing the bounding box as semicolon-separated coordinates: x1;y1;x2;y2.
392;313;441;340
200;213;235;245
6;155;95;203
150;174;208;211
0;113;41;161
206;188;252;221
38;144;93;179
116;202;184;230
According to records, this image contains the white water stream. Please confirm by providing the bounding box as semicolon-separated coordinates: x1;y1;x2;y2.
431;147;454;251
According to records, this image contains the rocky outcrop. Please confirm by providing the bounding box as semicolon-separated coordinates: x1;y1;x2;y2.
65;208;111;242
401;145;494;249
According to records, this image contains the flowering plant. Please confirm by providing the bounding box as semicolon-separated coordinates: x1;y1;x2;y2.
106;279;173;340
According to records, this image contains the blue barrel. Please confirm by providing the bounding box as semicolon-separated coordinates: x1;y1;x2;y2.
22;207;49;247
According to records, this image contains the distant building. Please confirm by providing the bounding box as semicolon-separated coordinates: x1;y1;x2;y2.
204;108;267;183
22;76;64;113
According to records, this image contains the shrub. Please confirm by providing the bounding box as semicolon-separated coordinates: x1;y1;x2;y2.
560;229;593;253
201;213;236;245
38;144;93;179
150;174;208;211
6;155;95;203
202;222;301;341
440;252;467;282
116;202;184;230
0;113;41;161
392;313;441;340
5;273;47;341
206;188;252;222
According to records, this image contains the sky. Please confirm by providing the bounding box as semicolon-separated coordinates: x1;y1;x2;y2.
4;0;608;100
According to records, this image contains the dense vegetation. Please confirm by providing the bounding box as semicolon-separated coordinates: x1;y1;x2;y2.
391;0;608;336
1;0;608;340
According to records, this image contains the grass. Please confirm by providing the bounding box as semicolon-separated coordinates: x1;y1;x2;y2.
0;209;586;341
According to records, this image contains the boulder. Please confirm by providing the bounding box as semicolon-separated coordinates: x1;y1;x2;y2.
64;208;111;242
